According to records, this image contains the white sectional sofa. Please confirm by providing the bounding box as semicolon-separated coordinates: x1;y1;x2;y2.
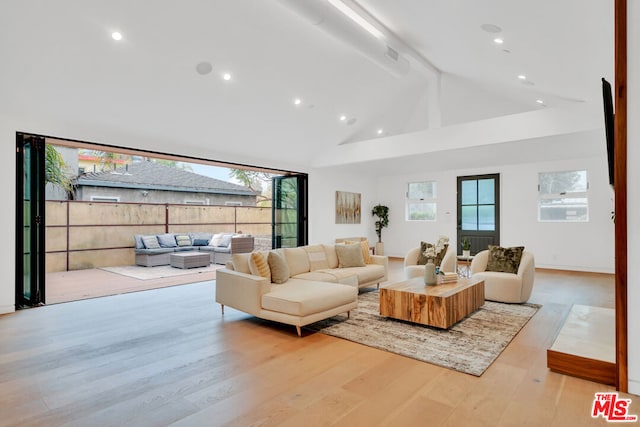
215;243;388;336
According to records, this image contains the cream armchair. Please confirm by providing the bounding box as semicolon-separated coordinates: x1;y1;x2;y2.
470;250;535;303
404;246;456;279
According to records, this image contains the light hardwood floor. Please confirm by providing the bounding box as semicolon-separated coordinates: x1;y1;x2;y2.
0;260;633;426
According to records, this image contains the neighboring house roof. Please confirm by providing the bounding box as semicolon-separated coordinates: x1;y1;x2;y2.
75;161;255;196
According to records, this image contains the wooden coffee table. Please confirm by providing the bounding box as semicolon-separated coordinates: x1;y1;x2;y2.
379;277;485;329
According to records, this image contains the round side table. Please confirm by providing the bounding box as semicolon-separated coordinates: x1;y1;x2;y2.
456;255;474;278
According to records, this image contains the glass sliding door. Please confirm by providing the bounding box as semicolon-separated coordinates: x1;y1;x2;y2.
16;134;46;307
457;174;500;255
272;174;308;248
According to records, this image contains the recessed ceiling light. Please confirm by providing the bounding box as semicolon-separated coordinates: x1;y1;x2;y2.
222;72;232;81
339;115;347;121
480;24;502;33
536;100;546;106
376;129;384;135
293;98;302;106
195;62;212;75
493;38;504;44
518;75;527;80
111;32;123;41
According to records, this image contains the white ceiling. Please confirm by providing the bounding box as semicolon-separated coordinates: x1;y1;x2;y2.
0;0;613;172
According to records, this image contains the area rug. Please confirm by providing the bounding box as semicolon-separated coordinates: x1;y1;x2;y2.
100;264;221;280
305;290;540;376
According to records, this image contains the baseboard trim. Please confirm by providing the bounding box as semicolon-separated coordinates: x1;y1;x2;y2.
547;349;617;386
0;304;15;315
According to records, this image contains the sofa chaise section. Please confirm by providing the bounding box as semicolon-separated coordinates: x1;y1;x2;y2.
215;243;388;336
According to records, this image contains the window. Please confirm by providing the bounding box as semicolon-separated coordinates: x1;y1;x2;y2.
225;201;242;206
538;170;588;221
184;199;207;205
90;196;119;202
406;181;436;221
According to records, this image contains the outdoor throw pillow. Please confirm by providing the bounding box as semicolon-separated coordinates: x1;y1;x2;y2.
335;243;366;268
175;234;191;247
218;233;233;247
249;252;271;279
209;233;224;246
486;245;525;274
268;251;289;284
157;233;178;248
141;235;161;249
346;239;371;264
192;238;209;246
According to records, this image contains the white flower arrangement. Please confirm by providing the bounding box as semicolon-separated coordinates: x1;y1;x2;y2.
422;235;450;263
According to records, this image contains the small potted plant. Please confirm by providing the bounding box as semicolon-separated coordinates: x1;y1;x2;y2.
461;237;471;258
371;204;389;255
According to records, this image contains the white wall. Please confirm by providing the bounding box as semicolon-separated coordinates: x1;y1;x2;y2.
627;0;639;396
308;166;378;245
374;153;614;273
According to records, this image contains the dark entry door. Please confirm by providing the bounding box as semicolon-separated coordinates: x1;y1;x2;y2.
457;174;500;255
16;134;46;308
272;174;308;248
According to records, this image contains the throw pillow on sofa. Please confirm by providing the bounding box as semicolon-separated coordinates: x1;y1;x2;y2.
335;243;366;268
346;239;371;264
142;235;161;249
249;252;271;280
218;233;233;247
486;245;524;274
175;234;191;247
303;245;329;270
209;233;224;246
268;251;289;284
157;233;178;248
192;238;209;246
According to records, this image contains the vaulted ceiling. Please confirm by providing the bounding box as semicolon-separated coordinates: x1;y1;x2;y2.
0;0;613;171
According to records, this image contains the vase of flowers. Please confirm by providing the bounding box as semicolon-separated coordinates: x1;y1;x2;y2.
423;247;437;285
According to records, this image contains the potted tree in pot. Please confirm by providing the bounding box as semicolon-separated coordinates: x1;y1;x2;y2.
461;237;471;258
371;204;389;255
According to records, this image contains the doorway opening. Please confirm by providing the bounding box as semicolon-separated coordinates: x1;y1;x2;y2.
15;133;308;307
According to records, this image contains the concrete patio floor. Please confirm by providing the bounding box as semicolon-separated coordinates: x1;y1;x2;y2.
45;264;223;305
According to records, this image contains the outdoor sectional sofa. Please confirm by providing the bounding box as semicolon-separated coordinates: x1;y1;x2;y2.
215;242;388;336
133;232;254;267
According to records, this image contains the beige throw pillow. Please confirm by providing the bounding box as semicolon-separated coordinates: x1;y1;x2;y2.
304;245;329;270
335;243;366;268
268;251;289;284
346;239;371;264
249;252;270;279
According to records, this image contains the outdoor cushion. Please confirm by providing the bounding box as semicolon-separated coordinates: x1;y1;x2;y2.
142;235;161;249
134;235;145;249
209;233;224;246
157;233;178;248
134;247;174;255
175;234;191;247
218;234;233;247
192;238;209;246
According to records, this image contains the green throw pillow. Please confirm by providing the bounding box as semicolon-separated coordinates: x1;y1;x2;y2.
486;245;524;274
